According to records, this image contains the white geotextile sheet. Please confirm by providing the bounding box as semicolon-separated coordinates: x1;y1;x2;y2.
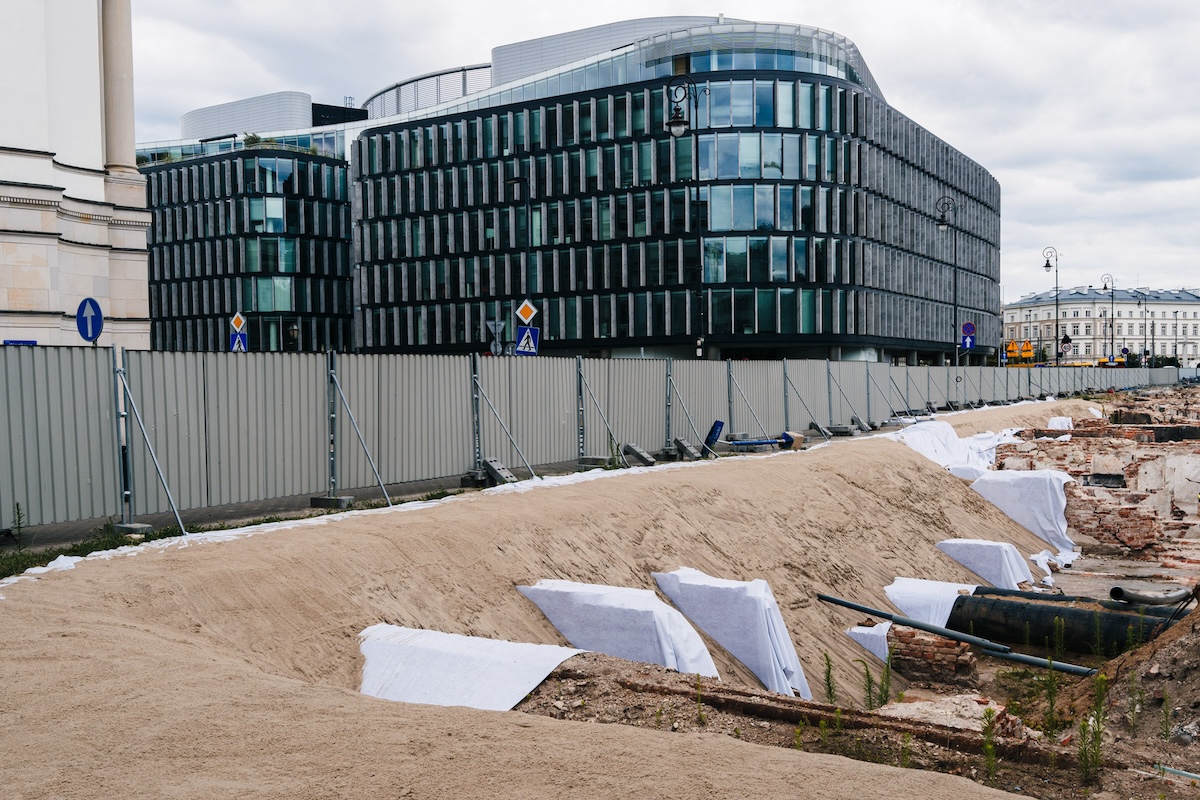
969;469;1077;560
935;538;1036;590
884;577;977;628
653;567;811;698
847;621;893;663
1048;416;1074;430
949;465;988;481
518;580;719;677
358;624;581;711
887;421;1020;471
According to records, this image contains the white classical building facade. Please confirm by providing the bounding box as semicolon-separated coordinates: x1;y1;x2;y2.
0;0;149;349
1003;287;1200;367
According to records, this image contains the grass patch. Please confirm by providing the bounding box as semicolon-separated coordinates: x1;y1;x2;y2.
0;520;185;580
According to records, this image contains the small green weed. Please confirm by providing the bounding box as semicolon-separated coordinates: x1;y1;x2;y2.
982;707;998;784
823;652;837;704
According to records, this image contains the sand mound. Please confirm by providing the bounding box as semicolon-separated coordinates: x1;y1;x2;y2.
0;400;1093;798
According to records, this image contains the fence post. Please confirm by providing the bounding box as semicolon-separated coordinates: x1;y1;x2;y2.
726;360;735;433
664;358;673;450
326;350;338;497
864;360;871;424
112;348;130;524
576;355;585;462
782;359;790;431
471;352;483;470
826;360;834;425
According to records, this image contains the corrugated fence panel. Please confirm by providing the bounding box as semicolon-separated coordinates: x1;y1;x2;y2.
125;351;209;515
474;356;575;471
374;354;476;484
728;361;784;437
864;363;894;425
203;352;327;505
601;359;669;455
334;353;386;492
0;346;119;528
501;356;578;468
782;360;830;430
667;360;729;444
826;362;867;429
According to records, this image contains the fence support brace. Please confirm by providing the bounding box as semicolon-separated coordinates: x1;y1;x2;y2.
328;351;392;507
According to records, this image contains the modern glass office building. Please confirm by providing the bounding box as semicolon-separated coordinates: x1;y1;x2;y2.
353;19;1002;362
142;147;353;352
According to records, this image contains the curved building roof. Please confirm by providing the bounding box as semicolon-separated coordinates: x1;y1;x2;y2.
362;17;882;121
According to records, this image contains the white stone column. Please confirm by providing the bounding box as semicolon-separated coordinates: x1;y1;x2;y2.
101;0;136;173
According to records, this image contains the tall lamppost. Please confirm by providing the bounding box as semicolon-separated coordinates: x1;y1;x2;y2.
1043;247;1060;363
1101;273;1115;362
665;74;708;358
1174;309;1180;364
936;196;959;365
1135;290;1149;368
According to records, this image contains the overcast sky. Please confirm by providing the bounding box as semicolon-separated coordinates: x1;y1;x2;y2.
129;0;1199;302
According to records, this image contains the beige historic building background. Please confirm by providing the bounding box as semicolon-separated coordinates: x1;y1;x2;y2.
0;0;149;349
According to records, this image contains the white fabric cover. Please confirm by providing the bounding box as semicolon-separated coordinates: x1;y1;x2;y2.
846;621;893;663
935;538;1035;590
888;421;1021;471
653;567;811;698
884;577;977;628
358;624;581;711
970;470;1077;559
949;465;988;481
1048;416;1074;430
518;580;719;677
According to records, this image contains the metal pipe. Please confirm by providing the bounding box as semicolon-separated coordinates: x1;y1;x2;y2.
987;649;1097;676
1155;765;1200;782
1109;585;1193;606
815;593;1011;653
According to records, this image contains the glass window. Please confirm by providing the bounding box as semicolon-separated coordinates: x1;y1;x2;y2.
257;277;275;312
710;289;731;333
697;135;716;180
755;82;773;127
709;185;732;231
739;133;760;179
726;237;747;282
732;185;754;230
709;82;730;128
749;237;770;282
798;83;814;128
734;289;755;333
266;197;284;233
716;134;738;178
778;186;795;232
755;185;774;231
757;289;777;332
703;238;725;283
762;133;782;179
280;238;297;273
776;81;794;127
244;239;260;272
782;134;800;179
731;81;753;126
770;237;788;281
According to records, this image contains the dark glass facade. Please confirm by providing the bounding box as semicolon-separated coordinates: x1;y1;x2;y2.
142;148;353;352
353;37;1001;362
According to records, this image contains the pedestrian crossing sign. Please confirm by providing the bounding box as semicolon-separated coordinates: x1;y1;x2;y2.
514;325;539;355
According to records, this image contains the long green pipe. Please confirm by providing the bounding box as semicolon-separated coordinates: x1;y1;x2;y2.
816;593;1010;652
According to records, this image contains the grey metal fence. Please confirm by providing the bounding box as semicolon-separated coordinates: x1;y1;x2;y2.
0;347;1176;530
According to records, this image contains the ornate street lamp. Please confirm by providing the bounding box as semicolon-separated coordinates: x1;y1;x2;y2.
664;74;708;358
1043;247;1060;363
937;196;959;365
1101;274;1115;363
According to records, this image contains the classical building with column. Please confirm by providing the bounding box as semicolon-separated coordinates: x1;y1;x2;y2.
1002;287;1200;367
0;0;150;349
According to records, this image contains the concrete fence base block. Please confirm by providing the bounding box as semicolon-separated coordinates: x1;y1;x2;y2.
310;496;354;509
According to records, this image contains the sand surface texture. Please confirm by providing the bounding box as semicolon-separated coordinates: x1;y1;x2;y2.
0;401;1095;798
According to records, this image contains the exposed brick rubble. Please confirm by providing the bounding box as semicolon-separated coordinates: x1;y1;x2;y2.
884;624;978;688
994;390;1200;552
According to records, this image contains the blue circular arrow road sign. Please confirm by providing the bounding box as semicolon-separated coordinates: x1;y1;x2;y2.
75;297;104;342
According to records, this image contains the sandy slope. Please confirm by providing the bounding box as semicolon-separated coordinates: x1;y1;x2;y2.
0;400;1095;798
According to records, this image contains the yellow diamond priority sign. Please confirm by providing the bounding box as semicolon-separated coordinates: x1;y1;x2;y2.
515;299;538;325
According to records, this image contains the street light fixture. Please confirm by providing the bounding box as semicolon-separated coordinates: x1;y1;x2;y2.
936;196;960;366
664;74;708;358
1101;273;1115;363
1043;247;1061;363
